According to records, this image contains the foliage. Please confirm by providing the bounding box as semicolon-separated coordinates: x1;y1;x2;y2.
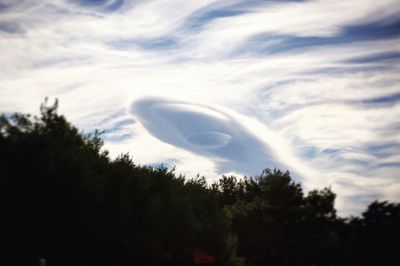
0;100;398;266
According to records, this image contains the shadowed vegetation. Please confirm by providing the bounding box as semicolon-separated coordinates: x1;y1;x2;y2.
1;100;399;266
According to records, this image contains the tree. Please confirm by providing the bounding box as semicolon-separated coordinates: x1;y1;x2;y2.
0;99;242;266
1;99;399;266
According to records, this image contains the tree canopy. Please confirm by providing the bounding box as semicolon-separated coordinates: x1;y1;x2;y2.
1;100;398;266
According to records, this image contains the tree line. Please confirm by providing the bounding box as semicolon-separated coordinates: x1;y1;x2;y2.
1;100;398;266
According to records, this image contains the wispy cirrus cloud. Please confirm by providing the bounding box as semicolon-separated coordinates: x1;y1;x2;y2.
0;0;399;215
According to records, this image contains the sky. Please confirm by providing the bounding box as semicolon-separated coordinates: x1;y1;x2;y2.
0;0;399;215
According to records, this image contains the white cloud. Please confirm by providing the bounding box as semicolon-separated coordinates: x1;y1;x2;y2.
0;0;399;215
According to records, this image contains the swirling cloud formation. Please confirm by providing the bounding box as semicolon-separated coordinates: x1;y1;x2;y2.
131;98;285;175
0;0;399;215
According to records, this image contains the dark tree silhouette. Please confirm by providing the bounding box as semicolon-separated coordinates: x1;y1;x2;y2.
0;99;398;266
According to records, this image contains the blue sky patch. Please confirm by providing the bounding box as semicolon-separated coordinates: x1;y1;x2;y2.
182;0;307;31
237;19;400;56
71;0;124;12
346;52;400;64
361;92;400;105
0;21;23;34
108;37;179;51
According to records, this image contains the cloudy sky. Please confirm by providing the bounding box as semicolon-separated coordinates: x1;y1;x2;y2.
1;0;399;215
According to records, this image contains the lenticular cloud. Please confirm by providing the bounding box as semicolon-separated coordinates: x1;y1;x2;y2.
130;98;284;175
